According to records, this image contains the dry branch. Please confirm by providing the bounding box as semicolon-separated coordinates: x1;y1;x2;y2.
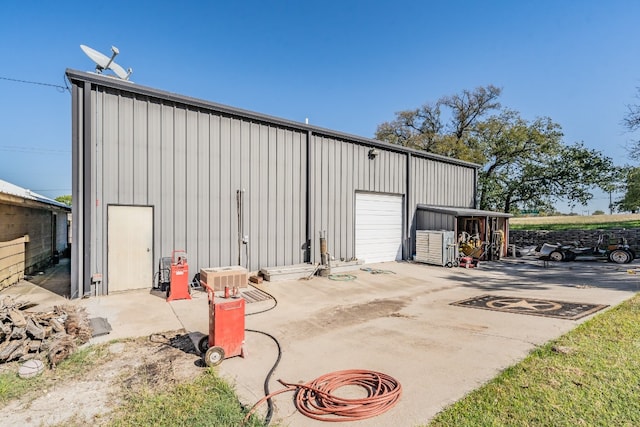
0;296;93;366
26;317;45;340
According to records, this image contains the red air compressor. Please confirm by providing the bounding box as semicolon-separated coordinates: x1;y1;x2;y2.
166;250;192;302
198;280;246;366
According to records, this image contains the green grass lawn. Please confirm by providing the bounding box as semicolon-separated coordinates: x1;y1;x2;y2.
427;294;640;426
108;368;266;427
509;220;640;231
509;214;640;231
0;344;110;403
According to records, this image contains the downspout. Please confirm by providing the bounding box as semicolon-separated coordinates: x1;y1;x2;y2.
237;189;244;266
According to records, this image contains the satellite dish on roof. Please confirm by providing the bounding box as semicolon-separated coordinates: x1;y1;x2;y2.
80;44;133;80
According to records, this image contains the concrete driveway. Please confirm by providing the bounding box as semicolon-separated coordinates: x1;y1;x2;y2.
3;258;638;426
169;259;639;426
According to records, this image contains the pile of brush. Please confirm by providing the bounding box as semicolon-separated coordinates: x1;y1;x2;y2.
0;296;92;366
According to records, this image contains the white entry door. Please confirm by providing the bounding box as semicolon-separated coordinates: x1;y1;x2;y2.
108;205;153;292
355;193;403;263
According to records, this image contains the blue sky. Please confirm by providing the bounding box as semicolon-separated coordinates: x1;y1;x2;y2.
1;1;639;213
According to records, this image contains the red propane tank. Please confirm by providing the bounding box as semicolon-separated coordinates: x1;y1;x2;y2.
167;250;192;301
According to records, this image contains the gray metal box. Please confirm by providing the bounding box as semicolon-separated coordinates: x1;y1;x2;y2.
415;230;456;267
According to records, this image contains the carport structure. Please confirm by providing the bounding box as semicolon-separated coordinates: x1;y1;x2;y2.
416;205;512;260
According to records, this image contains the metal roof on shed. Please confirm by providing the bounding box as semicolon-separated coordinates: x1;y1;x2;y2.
0;178;69;209
417;204;512;218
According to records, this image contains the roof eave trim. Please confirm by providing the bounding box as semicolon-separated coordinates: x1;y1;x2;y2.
65;68;480;169
417;204;512;218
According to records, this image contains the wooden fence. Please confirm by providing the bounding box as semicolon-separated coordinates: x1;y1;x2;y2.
0;235;29;291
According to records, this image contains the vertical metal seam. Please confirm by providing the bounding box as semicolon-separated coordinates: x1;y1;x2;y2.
274;128;278;265
70;82;79;298
245;120;249;268
473;166;479;208
131;94;135;204
207;113;212;268
117;93;121;202
159;102;163;260
405;152;412;260
82;81;92;296
305;130;312;262
185;107;189;253
268;125;272;266
218;115;226;265
193;110;197;264
147;99;153;266
172;106;176;250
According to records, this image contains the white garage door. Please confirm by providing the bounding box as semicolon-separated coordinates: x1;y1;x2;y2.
355;193;403;263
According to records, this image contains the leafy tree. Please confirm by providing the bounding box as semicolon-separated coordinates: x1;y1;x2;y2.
375;85;501;163
623;87;640;160
620;88;640;208
376;87;617;213
616;167;640;212
473;111;615;212
592;210;605;215
55;195;72;206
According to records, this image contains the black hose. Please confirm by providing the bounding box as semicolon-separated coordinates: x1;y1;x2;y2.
245;329;282;426
244;283;281;425
245;283;278;316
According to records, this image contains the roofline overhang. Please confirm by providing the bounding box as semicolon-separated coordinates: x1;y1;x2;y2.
0;192;71;211
417;204;512;218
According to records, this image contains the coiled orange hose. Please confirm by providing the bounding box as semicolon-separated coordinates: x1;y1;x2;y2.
244;369;402;423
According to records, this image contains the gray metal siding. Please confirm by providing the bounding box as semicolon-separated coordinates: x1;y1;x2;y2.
70;84;80;299
408;156;476;257
309;135;406;264
410;156;475;209
196;112;211;270
68;70;479;295
88;87;308;290
415;210;456;232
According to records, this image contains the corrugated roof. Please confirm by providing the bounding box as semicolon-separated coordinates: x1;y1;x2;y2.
0;178;70;209
417;204;512;218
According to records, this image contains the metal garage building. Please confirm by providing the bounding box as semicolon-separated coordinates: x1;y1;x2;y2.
66;69;479;297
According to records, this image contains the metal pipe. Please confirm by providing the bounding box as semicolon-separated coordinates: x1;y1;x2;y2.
237;189;245;266
320;230;327;266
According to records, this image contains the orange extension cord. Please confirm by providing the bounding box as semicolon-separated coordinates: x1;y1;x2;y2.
244;369;402;423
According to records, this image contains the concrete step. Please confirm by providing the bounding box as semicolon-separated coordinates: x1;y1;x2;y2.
259;263;318;281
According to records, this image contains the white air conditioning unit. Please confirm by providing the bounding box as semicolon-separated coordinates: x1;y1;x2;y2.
415;230;456;267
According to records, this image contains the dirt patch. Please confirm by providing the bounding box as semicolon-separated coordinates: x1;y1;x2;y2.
0;330;204;426
288;299;408;339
